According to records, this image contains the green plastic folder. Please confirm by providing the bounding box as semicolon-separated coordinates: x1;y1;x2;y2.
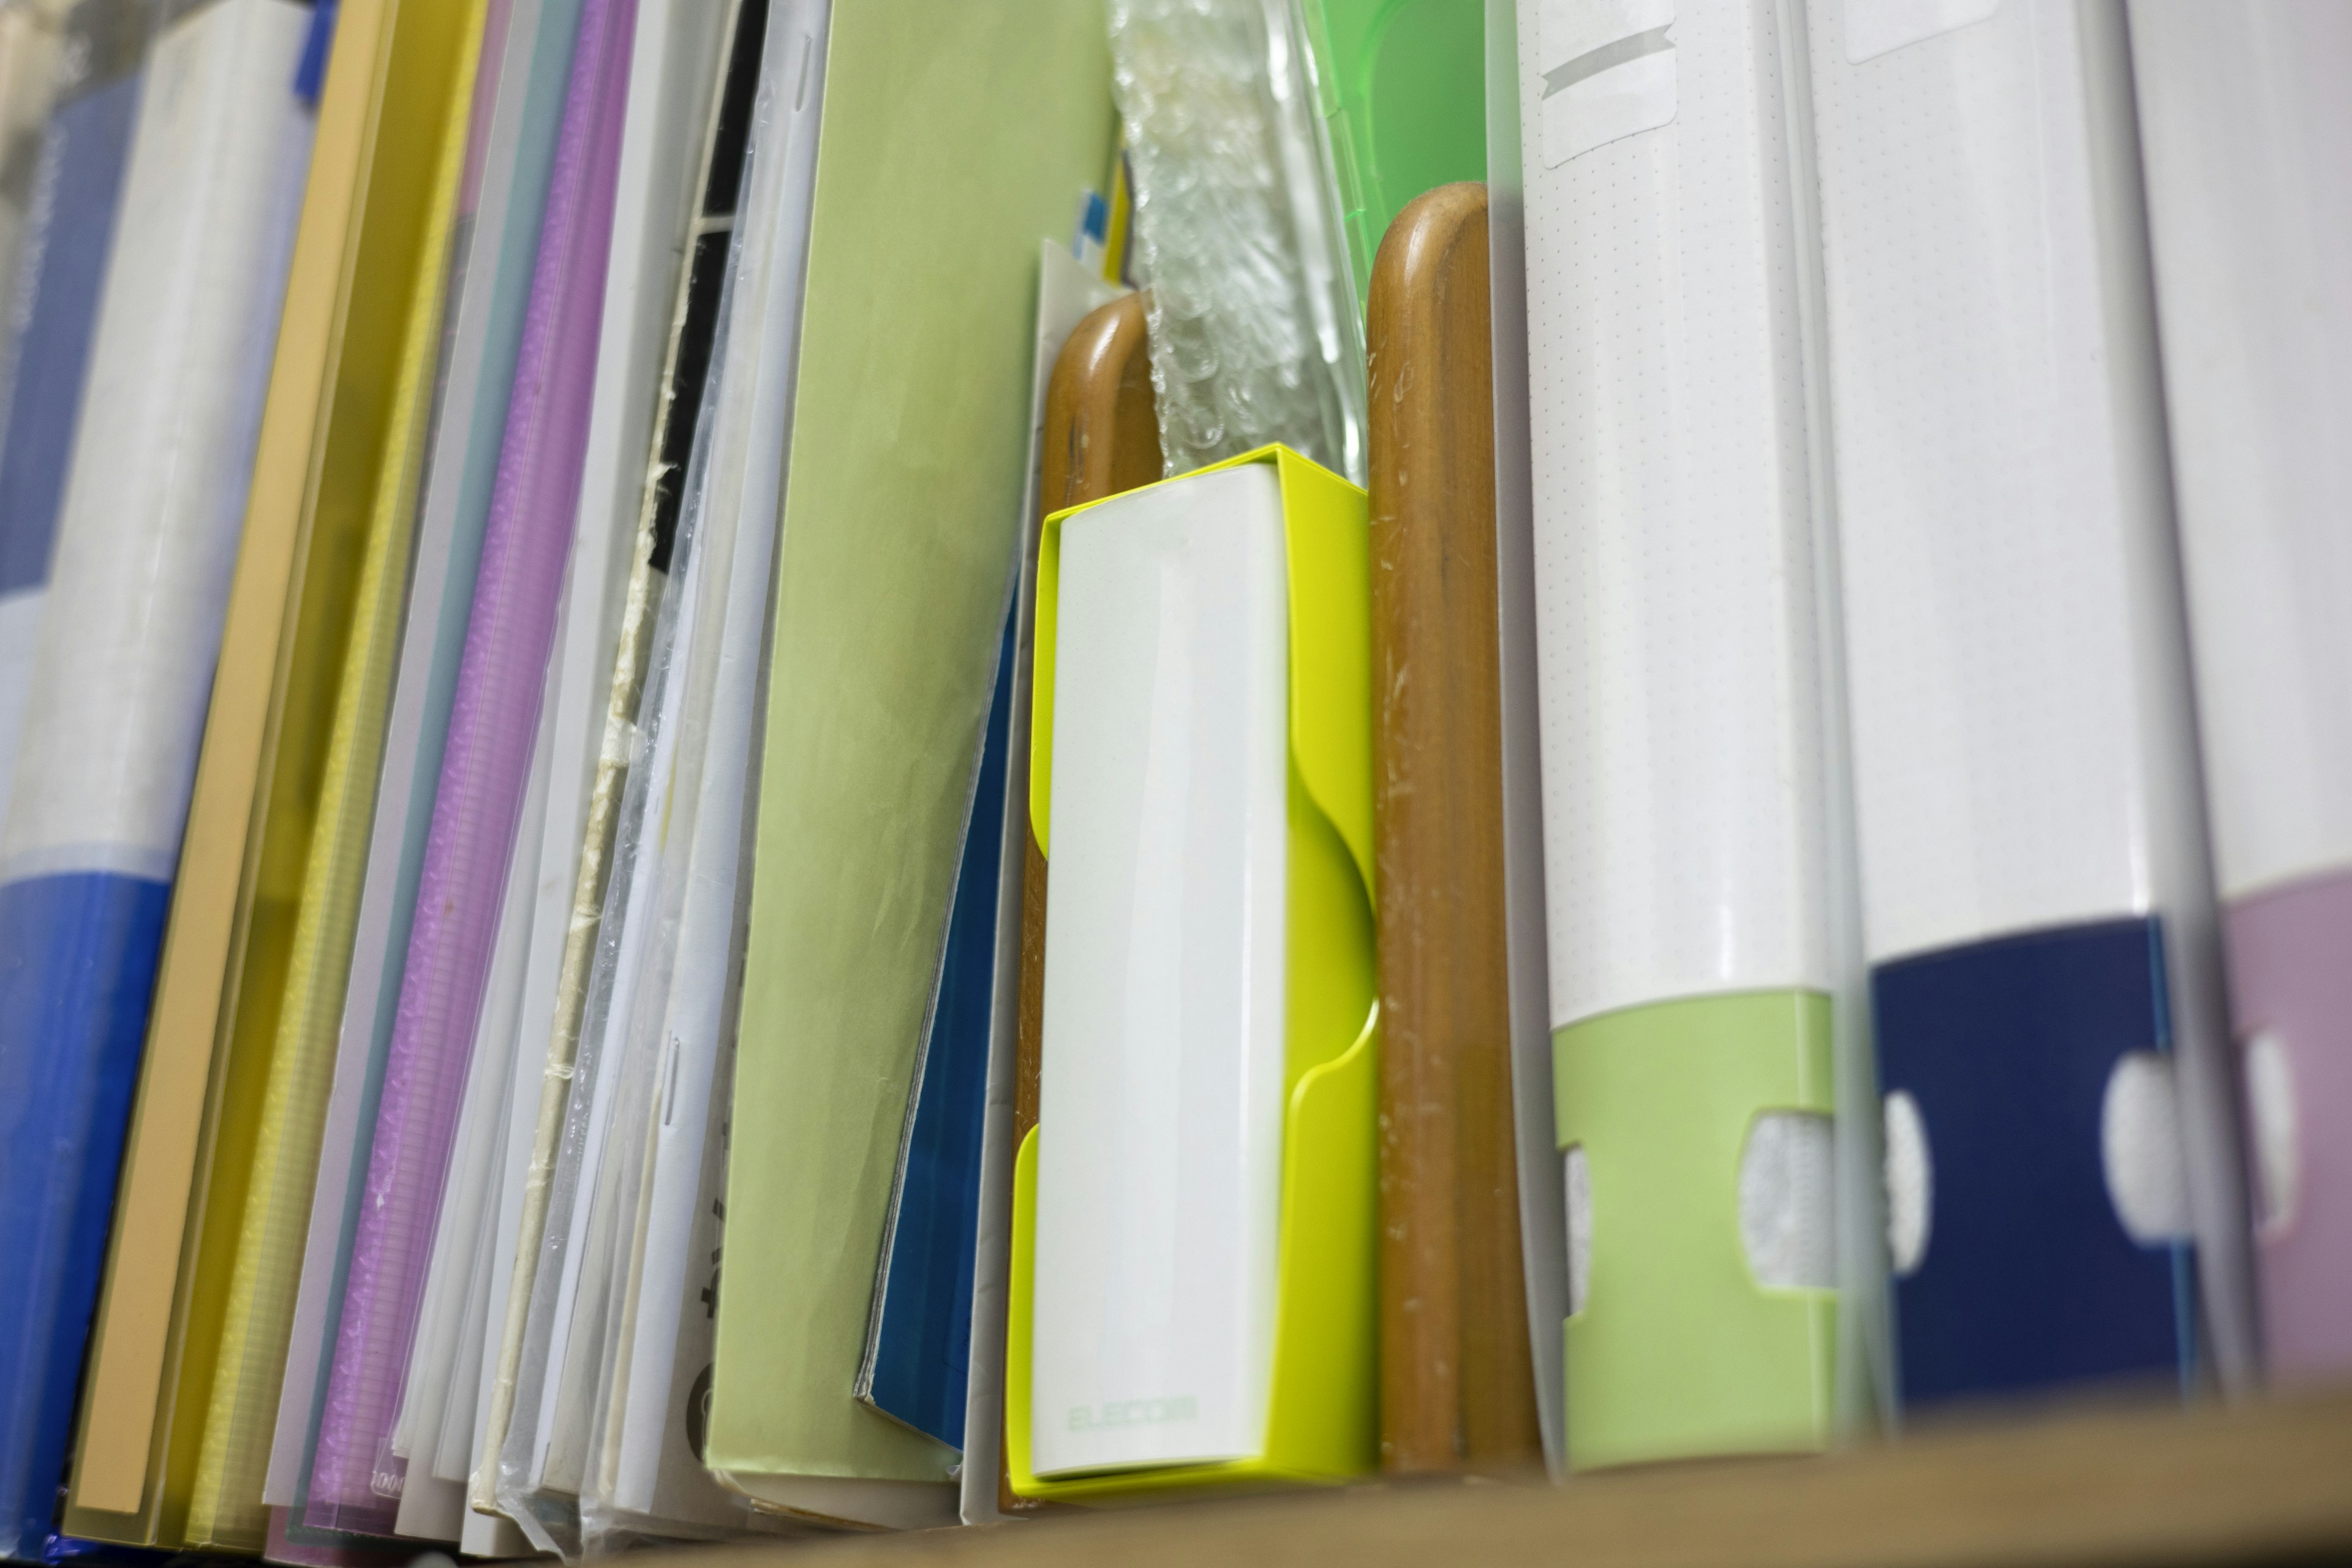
1554;992;1837;1469
1302;0;1487;300
707;0;1115;1508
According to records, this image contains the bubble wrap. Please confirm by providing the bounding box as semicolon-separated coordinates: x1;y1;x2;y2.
1109;0;1365;482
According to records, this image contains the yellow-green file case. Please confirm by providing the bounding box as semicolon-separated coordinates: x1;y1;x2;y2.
1007;445;1379;1502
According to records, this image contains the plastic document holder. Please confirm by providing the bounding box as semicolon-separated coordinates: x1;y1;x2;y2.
1804;0;2255;1401
1553;993;1835;1469
1006;445;1377;1502
2131;1;2352;1387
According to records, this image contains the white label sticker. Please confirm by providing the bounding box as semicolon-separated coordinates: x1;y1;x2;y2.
1537;0;1676;167
1842;0;1999;64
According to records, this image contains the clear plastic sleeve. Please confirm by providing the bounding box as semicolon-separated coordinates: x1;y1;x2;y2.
1772;0;1893;1439
1480;0;1567;1479
576;5;826;1555
1107;0;1366;483
496;10;820;1551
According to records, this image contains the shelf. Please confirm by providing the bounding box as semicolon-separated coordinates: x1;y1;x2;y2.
687;1390;2352;1568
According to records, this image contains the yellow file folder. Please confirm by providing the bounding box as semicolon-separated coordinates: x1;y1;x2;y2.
62;0;481;1548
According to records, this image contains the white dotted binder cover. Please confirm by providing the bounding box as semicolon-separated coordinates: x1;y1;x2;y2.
1806;0;2255;1393
2132;0;2352;1383
1515;0;1839;1468
1518;0;1831;1035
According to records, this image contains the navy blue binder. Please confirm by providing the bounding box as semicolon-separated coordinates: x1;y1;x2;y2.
1875;916;2193;1408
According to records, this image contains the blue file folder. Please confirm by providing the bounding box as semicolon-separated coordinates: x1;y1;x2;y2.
864;609;1016;1450
1875;917;2193;1408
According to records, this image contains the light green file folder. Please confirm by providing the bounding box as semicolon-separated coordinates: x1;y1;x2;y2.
706;0;1115;1522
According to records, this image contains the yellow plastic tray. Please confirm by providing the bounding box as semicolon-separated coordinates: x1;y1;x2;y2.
1008;445;1379;1501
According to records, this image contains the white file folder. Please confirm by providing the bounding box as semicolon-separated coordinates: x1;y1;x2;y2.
1804;0;2255;1391
1514;0;1841;1469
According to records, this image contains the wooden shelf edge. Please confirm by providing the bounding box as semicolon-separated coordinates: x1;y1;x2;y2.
680;1390;2352;1568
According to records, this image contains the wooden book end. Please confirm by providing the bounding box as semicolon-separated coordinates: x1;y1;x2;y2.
1367;182;1542;1476
1001;289;1159;1515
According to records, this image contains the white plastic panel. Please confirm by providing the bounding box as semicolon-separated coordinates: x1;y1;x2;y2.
2130;0;2352;903
0;0;311;884
1805;0;2206;965
1031;464;1291;1478
1517;0;1831;1031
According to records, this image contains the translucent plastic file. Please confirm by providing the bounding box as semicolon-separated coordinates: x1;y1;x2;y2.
262;0;559;1531
185;7;493;1550
66;2;483;1548
0;0;311;1550
302;0;636;1534
2132;0;2352;1387
1805;0;2253;1403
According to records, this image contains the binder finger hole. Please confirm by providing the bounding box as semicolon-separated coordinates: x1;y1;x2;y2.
1563;1144;1591;1317
2100;1052;2190;1246
1737;1112;1833;1291
1883;1090;1931;1278
2243;1030;2300;1238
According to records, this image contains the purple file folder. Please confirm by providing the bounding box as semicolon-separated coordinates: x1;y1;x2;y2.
2226;870;2352;1382
305;0;639;1532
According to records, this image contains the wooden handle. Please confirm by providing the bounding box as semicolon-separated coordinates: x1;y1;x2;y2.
1367;182;1541;1475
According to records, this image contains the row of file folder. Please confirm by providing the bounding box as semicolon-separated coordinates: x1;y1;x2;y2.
0;0;2337;1560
